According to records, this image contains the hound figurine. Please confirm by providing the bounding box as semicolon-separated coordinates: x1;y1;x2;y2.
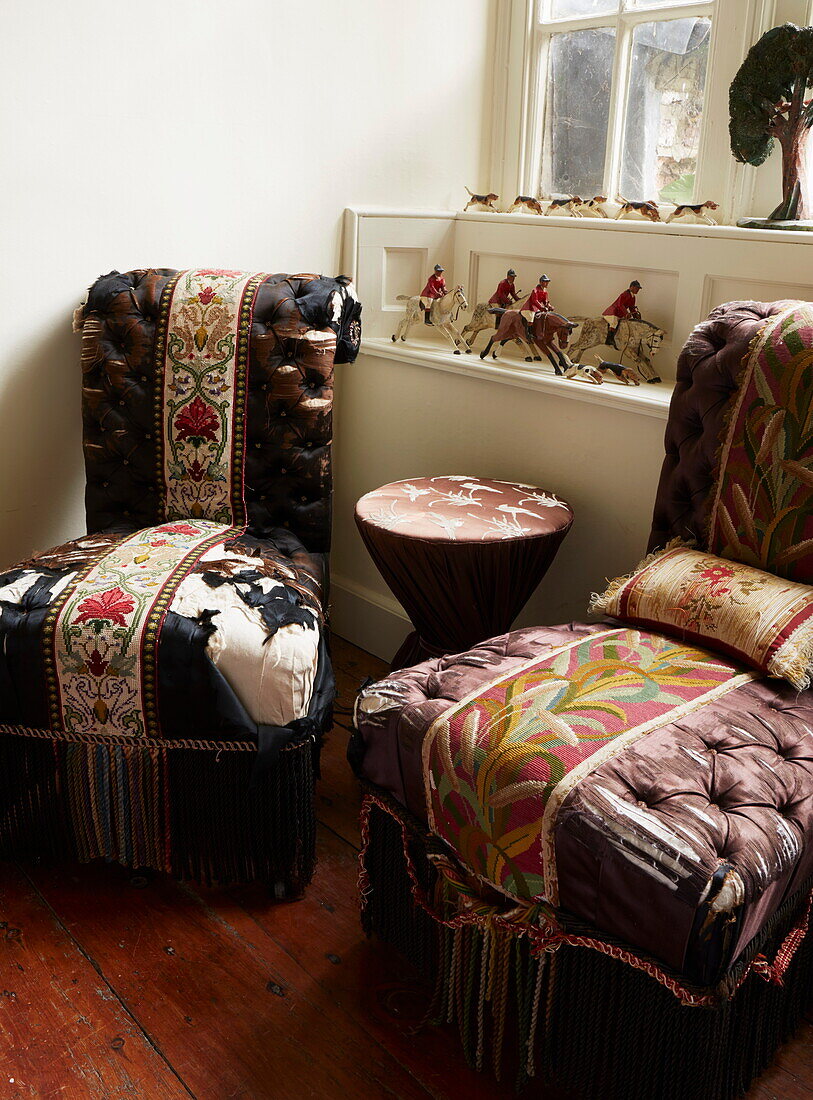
576;195;610;218
565;363;604;385
464;187;500;212
666;200;720;225
592;355;641;385
509;195;545;215
545;196;583;216
615;198;661;222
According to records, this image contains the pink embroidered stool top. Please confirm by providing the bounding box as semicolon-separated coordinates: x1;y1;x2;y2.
354;476;573;668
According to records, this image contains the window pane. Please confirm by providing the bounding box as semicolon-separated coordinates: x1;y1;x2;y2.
548;0;618;17
625;0;699;7
618;18;711;204
542;28;615;198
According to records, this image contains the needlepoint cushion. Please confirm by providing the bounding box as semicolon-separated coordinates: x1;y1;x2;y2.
592;545;813;690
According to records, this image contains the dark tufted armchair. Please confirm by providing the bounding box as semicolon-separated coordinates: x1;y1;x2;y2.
0;268;360;895
352;301;813;1099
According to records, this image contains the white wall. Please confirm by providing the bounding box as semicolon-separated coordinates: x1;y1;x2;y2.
0;0;494;567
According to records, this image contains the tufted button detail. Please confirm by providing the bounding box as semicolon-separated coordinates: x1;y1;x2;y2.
280;467;287;475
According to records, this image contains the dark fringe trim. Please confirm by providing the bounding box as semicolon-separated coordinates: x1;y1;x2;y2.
0;735;317;896
360;791;813;1099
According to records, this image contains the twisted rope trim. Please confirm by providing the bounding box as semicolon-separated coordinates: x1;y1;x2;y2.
0;723;312;754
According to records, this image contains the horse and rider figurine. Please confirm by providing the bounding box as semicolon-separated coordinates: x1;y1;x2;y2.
392;265;470;353
391;265;665;381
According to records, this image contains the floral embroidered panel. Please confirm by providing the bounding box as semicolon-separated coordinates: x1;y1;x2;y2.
41;270;273;739
423;627;753;906
156;269;265;524
592;546;813;690
708;301;813;583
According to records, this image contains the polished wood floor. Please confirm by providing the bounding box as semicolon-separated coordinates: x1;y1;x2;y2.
2;635;813;1099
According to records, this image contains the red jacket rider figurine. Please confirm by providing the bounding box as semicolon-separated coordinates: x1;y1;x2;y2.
489;269;521;327
520;275;552;324
421;264;447;324
602;280;642;332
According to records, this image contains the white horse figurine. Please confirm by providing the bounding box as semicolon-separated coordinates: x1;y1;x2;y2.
392;286;470;354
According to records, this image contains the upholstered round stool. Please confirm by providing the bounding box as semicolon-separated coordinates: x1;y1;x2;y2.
354;476;573;669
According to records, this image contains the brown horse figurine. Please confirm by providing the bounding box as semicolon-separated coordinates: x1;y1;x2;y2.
479;310;576;374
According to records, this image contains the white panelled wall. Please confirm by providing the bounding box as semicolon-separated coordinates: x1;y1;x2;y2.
0;0;494;567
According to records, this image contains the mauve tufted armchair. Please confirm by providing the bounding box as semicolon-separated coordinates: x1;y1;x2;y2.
352;301;813;1099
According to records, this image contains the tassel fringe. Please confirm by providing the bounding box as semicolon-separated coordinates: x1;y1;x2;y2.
0;733;317;894
359;788;813;1099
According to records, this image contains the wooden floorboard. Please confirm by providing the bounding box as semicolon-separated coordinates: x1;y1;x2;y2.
1;634;813;1098
0;862;189;1099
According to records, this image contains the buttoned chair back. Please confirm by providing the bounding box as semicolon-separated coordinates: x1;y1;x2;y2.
648;300;813;582
79;269;361;554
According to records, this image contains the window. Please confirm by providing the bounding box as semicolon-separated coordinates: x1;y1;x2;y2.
534;1;714;204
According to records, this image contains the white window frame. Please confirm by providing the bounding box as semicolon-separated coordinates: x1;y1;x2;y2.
489;0;799;223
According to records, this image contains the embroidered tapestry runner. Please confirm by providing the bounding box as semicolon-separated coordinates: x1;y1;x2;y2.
422;627;754;906
44;269;265;739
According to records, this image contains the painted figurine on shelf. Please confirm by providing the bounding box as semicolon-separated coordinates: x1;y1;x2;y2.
591;355;642;385
509;195;545;215
577;195;610;218
489;268;521;323
460;271;525;350
603;280;642;335
665;200;720;225
545;196;583;216
479;309;576;373
568;295;665;384
615;198;662;222
392;281;469;354
463;187;500;213
420;264;447;325
520;274;553;334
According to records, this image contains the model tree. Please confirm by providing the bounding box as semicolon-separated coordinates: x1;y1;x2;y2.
730;23;813;223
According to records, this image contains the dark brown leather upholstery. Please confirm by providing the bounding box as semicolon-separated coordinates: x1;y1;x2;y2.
647;301;789;552
79;269;356;554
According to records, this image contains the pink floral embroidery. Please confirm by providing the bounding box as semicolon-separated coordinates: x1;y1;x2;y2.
198;287;215;305
74;587;135;627
161;523;200;536
174;396;218;443
195;269;242;278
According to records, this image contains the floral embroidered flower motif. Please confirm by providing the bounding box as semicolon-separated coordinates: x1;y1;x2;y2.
74;587;135;627
174;396;219;444
401;482;430;502
162;523;201;536
197;287;216;305
701;565;735;583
